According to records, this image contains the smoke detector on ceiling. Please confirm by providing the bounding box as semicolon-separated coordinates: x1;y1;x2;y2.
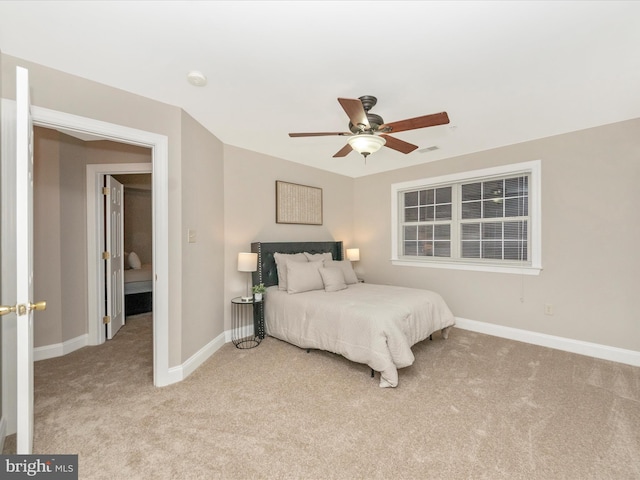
187;71;207;87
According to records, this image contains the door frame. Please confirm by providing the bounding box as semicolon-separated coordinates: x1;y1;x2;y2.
88;164;152;345
31;106;171;387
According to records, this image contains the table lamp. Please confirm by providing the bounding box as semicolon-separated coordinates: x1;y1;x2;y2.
237;252;257;302
346;248;360;262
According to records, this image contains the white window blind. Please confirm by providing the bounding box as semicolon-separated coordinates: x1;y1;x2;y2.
459;175;529;261
391;161;541;275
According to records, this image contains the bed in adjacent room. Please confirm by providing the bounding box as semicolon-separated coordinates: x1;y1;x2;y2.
251;241;456;387
124;252;153;316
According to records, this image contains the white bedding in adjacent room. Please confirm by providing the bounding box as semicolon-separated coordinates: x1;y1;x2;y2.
264;282;456;387
124;264;152;295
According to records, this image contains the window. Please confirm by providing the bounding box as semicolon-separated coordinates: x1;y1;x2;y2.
402;186;452;258
391;161;541;275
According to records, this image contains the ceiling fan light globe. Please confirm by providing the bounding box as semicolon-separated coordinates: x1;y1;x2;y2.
347;134;386;156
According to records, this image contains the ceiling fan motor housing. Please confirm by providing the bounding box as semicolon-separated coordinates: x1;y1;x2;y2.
349;113;384;133
348;95;384;133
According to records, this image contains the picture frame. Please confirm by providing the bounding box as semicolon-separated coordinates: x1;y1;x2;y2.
275;181;323;225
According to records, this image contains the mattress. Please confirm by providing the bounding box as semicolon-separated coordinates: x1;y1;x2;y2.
124;264;152;295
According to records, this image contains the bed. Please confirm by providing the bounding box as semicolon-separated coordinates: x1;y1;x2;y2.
251;241;456;387
124;263;153;315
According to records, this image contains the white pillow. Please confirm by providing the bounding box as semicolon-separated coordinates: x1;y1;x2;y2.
319;267;347;292
128;251;142;270
274;252;308;291
286;261;324;294
304;251;333;262
323;259;358;284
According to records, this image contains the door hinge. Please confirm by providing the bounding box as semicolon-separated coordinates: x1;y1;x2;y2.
102;187;110;195
102;251;110;260
103;315;111;324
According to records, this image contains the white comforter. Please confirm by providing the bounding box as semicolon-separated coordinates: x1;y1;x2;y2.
265;283;456;387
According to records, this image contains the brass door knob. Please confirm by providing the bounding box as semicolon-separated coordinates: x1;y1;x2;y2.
29;301;47;312
0;305;16;316
0;301;46;316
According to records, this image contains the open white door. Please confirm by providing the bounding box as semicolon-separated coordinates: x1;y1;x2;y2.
105;175;125;339
0;67;44;454
15;66;43;455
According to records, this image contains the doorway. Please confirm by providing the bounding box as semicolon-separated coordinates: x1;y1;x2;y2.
112;173;153;326
87;164;152;345
31;105;171;387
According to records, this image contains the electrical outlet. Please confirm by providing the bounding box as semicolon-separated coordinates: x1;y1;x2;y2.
544;304;553;316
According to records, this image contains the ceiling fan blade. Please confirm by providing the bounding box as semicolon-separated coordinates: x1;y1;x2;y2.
380;135;419;154
289;132;351;137
338;98;370;130
333;144;353;158
380;112;449;134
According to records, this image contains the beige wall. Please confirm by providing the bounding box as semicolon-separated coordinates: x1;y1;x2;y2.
223;145;355;330
113;174;153;265
58;131;89;343
33;127;64;346
354;118;640;352
180;110;225;360
122;187;152;265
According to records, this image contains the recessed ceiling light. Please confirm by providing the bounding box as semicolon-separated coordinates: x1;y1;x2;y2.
187;71;207;87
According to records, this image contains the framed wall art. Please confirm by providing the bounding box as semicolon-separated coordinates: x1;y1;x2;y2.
275;181;323;225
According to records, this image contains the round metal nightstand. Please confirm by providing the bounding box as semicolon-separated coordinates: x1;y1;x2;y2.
231;297;264;349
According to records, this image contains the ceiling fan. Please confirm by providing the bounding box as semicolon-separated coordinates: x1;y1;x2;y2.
289;95;450;159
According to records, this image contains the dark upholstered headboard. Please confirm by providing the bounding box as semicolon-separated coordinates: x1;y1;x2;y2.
251;241;343;288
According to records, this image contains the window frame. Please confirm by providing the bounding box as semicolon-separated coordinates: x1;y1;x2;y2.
391;160;542;275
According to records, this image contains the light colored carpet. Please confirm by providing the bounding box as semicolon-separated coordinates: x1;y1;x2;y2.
5;313;640;479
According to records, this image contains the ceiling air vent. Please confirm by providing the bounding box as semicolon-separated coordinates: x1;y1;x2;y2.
418;146;439;154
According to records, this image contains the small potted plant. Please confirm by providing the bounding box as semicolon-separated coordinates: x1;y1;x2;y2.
252;283;266;301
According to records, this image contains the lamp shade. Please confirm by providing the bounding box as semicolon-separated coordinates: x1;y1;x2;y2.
348;134;386;157
237;252;258;272
346;248;360;262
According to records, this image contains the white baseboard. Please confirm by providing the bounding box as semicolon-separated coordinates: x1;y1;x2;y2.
34;334;89;362
34;330;230;386
166;331;227;384
454;317;640;367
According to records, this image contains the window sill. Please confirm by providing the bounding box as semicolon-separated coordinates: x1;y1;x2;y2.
391;259;542;276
